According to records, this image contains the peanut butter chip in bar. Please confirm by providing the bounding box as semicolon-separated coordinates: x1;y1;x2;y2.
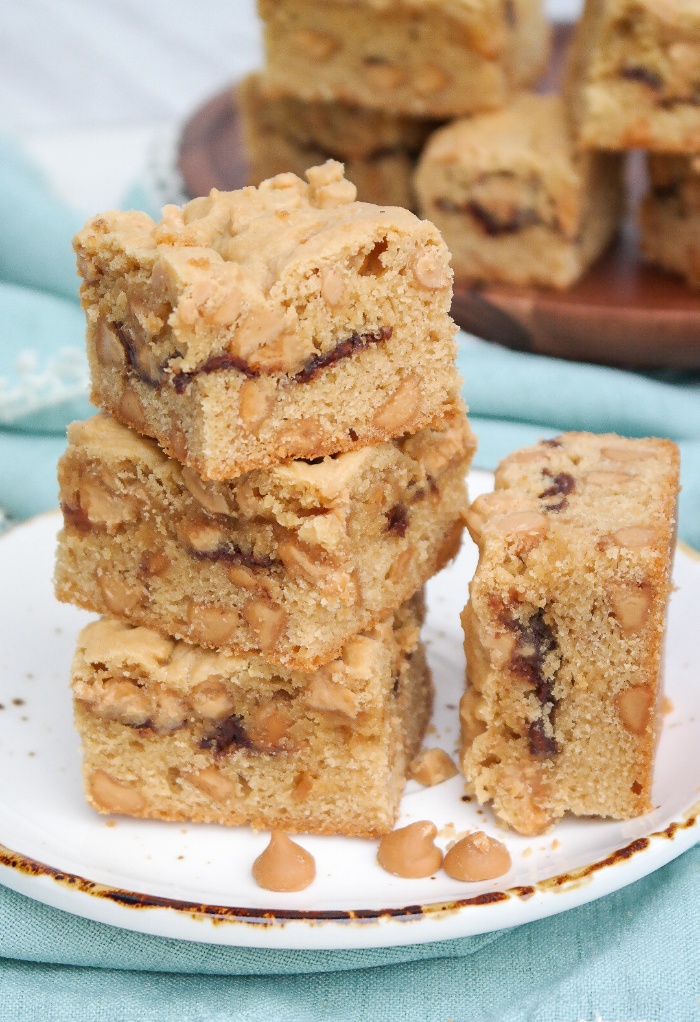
376;820;443;878
252;831;316;892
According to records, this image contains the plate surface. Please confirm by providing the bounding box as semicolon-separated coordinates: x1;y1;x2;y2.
177;25;700;370
0;470;697;950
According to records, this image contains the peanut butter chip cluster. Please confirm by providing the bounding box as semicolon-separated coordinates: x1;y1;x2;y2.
377;822;511;882
305;160;358;209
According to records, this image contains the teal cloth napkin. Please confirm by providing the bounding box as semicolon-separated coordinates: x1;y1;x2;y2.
0;846;697;1021
0;138;697;1020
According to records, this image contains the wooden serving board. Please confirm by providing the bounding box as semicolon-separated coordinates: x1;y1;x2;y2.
178;28;700;370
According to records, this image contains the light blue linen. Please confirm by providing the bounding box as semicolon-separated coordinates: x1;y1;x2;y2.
0;848;696;1021
0;139;85;303
0;138;697;1020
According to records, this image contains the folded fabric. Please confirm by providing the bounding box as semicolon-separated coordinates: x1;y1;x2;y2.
0;139;85;304
0;282;91;432
0;847;696;1021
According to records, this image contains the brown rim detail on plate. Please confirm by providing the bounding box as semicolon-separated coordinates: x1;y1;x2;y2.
177;24;700;371
1;804;695;927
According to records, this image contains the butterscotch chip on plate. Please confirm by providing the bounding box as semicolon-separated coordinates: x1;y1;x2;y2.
72;595;432;838
460;432;680;835
252;832;316;891
376;821;443;878
73;162;460;480
239;73;440;211
409;747;458;786
55;409;474;670
414;94;624;289
640;153;700;289
257;0;550;118
565;0;700;151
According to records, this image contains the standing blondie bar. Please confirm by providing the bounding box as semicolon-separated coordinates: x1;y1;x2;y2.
461;433;679;835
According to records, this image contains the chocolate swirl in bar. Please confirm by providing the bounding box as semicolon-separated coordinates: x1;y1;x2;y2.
510;608;560;759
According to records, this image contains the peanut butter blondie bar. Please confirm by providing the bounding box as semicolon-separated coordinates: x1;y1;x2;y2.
460;432;679;835
414;95;624;289
72;595;432;838
239;74;439;210
640;153;700;289
74;162;459;480
566;0;700;151
56;409;474;669
257;0;550;118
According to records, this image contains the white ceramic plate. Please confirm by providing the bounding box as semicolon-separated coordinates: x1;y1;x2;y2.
0;470;697;950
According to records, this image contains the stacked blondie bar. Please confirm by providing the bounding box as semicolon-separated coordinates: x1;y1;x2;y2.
413;0;700;291
55;162;476;838
235;1;700;294
567;0;700;289
241;0;551;209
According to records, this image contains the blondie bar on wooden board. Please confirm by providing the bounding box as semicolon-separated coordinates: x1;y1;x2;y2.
460;433;680;835
238;74;439;210
72;596;432;838
566;0;700;151
56;410;474;670
414;94;624;289
640;153;700;289
74;162;459;481
257;0;550;118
